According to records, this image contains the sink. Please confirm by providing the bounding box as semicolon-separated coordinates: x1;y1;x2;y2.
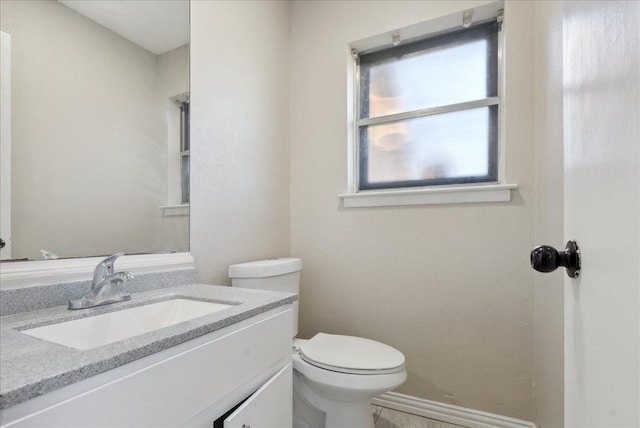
21;298;234;350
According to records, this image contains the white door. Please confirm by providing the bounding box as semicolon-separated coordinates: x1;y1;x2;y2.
224;364;292;428
563;1;639;426
0;31;11;260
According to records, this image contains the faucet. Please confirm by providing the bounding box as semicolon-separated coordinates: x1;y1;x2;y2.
68;253;134;310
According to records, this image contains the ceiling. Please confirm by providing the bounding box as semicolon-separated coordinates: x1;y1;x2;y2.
58;0;189;55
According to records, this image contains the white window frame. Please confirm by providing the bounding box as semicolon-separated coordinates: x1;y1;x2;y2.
162;92;190;217
340;1;517;208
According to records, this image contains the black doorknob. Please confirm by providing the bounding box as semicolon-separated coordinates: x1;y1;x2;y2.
0;237;5;249
530;240;580;278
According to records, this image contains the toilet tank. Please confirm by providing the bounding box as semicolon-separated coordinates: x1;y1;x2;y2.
229;258;302;337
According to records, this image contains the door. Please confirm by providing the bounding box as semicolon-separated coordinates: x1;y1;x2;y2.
0;31;11;259
224;364;292;428
563;1;639;426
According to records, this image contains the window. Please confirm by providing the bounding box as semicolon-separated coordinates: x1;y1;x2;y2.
354;19;501;191
179;99;190;204
161;92;190;216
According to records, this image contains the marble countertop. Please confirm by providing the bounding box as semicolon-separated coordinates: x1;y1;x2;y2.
0;284;297;409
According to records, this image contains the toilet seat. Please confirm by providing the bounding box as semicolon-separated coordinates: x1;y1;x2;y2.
297;333;405;375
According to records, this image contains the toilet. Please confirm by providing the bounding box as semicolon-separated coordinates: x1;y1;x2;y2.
229;258;407;428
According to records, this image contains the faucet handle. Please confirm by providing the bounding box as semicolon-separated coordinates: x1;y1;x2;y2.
93;252;124;286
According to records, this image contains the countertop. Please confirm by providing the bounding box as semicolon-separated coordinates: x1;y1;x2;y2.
0;284;297;409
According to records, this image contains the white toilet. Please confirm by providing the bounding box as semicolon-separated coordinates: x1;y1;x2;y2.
229;258;407;428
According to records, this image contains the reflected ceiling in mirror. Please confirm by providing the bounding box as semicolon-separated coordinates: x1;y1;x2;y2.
0;0;190;262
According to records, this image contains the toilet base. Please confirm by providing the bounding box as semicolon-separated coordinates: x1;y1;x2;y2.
293;368;376;428
293;371;325;428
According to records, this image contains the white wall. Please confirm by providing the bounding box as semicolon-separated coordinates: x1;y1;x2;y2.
289;0;537;420
190;0;291;285
1;1;164;259
532;2;564;427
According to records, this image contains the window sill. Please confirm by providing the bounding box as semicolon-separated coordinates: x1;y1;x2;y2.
338;183;518;208
160;204;190;217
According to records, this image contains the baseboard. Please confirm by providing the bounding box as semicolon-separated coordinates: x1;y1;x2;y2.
371;392;536;428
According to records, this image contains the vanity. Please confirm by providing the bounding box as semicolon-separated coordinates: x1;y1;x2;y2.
0;283;296;427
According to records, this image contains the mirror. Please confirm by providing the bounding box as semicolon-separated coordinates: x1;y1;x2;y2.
0;0;190;262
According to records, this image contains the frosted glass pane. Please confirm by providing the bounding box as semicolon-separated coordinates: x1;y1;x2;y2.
181;155;190;203
361;40;489;119
363;107;493;185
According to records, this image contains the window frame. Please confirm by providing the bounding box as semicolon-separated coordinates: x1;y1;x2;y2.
338;5;510;208
354;19;501;191
161;92;190;217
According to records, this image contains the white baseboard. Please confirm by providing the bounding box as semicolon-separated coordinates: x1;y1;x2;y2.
371;392;536;428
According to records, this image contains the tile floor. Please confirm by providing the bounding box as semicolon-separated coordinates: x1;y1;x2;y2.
372;405;467;428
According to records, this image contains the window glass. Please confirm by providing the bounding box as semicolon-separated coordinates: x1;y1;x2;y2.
181;154;190;204
180;101;190;203
362;40;489;119
362;107;495;186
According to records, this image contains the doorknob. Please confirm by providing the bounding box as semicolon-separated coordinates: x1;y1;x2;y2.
530;240;580;278
0;237;5;249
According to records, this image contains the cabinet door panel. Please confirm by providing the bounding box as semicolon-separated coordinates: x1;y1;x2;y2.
224;364;292;428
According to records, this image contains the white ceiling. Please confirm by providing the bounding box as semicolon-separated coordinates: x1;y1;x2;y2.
58;0;189;55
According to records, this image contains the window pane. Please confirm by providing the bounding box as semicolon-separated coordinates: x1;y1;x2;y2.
361;106;495;186
181;155;190;203
361;39;489;119
180;102;190;152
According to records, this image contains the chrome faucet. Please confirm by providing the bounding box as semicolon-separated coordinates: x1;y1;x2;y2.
68;253;134;310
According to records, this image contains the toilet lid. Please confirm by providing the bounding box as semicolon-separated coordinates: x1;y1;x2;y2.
299;333;405;375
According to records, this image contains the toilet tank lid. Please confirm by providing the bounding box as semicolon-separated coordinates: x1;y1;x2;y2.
228;258;302;278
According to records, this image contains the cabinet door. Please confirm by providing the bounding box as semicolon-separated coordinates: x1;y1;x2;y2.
224;363;292;428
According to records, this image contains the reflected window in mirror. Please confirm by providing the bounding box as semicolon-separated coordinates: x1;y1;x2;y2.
180;100;190;204
170;91;190;206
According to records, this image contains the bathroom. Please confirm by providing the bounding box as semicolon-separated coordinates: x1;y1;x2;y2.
0;1;638;427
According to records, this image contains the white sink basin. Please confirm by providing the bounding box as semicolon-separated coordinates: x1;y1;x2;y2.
22;298;233;350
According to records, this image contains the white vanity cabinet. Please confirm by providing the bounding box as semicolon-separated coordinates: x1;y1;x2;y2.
1;307;293;428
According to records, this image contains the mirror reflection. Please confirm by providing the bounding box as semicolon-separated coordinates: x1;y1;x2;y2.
0;0;190;261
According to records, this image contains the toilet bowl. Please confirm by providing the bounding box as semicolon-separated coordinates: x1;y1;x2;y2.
229;259;407;428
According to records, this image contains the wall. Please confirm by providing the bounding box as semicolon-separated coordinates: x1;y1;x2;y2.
532;2;564;427
190;0;291;285
0;1;163;259
289;0;536;420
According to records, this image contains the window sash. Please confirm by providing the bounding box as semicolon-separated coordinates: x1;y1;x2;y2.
358;97;499;127
358;105;499;190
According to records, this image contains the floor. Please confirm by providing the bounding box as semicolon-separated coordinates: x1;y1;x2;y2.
372;405;466;428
